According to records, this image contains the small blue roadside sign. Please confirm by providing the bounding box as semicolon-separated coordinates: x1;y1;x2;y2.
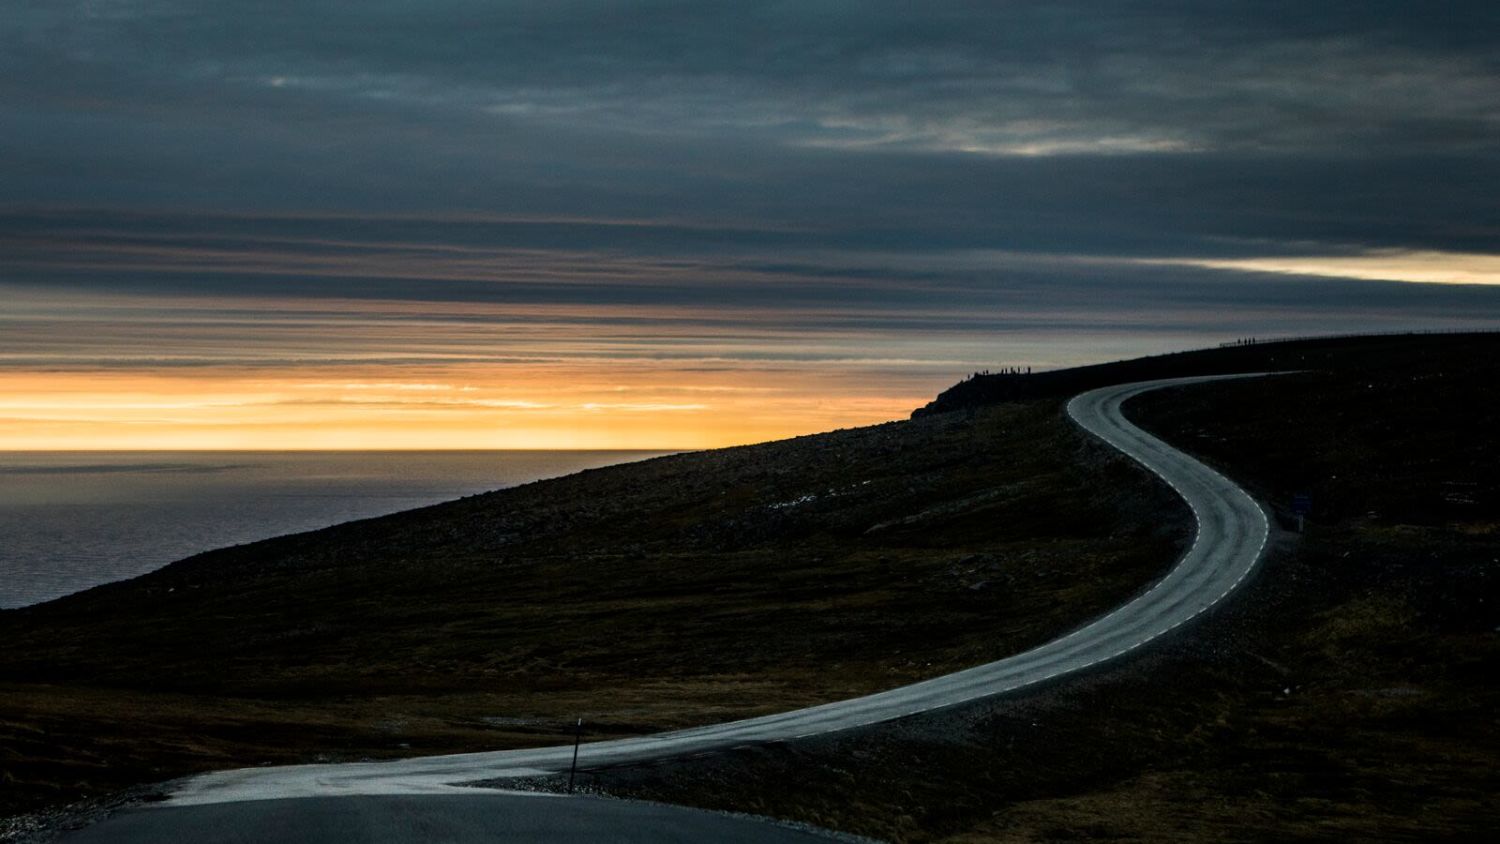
1291;492;1312;532
1292;493;1312;516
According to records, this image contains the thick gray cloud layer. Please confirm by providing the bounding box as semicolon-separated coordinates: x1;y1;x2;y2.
7;2;1496;213
3;1;1499;382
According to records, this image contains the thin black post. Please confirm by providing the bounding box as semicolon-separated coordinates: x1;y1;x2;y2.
567;717;582;793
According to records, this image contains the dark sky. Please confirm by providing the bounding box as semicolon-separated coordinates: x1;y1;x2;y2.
3;1;1499;447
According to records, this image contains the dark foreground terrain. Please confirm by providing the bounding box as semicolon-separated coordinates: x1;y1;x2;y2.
568;336;1500;841
5;332;1498;842
2;386;1184;823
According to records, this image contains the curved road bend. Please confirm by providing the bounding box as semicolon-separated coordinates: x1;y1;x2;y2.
153;374;1271;806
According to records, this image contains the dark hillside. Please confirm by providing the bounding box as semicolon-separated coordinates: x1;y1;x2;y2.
913;331;1499;417
598;334;1500;842
8;331;1497;839
1;399;1184;818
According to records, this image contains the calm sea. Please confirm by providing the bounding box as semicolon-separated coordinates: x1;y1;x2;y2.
0;451;667;609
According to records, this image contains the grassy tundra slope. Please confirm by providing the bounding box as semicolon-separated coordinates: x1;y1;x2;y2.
1;398;1184;819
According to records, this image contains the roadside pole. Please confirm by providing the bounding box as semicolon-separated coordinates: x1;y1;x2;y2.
1292;493;1312;532
568;718;582;793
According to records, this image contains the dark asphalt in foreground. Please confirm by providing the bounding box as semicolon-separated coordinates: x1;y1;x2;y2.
59;794;845;843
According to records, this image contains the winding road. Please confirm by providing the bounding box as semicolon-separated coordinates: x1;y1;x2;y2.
66;375;1271;841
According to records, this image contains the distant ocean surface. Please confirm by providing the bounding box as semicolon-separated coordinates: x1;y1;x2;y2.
0;451;667;609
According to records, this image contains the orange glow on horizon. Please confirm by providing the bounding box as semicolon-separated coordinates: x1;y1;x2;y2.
0;368;926;451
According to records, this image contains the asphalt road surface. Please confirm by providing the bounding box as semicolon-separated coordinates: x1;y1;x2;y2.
60;794;847;843
66;375;1270;841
